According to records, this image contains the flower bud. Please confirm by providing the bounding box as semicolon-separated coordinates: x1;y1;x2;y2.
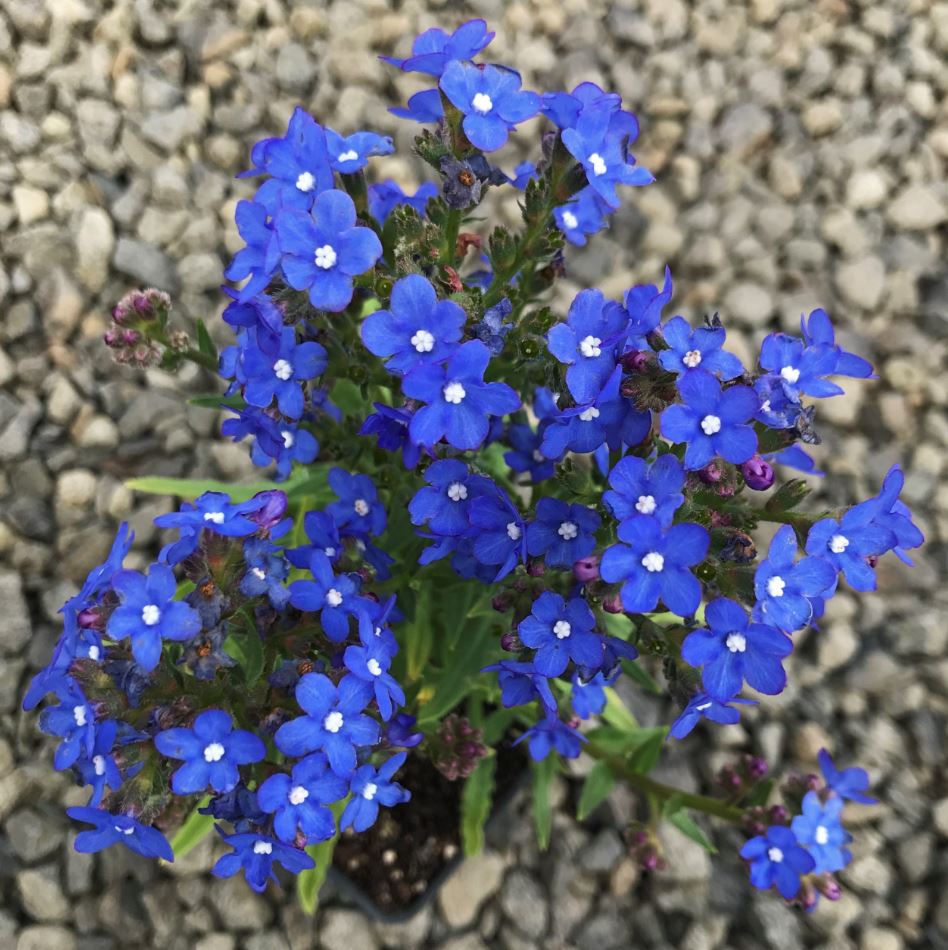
602;593;624;614
527;559;545;577
572;556;600;583
741;455;775;491
500;630;521;652
698;461;723;485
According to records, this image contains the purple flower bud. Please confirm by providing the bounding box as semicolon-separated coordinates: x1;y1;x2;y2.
741;455;775;491
816;876;842;901
121;329;141;345
602;593;624;614
103;329;120;347
247;490;288;532
527;559;546;577
746;755;768;779
767;804;789;824
572;556;600;582
492;594;512;614
620;350;651;373
698;461;723;485
500;630;521;652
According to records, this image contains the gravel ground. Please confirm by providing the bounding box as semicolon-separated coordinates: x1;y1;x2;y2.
2;1;947;948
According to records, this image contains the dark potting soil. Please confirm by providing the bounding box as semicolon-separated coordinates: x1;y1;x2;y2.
332;738;525;913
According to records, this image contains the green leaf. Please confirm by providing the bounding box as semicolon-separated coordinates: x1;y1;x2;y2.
330;378;364;417
765;478;812;513
223;626;264;687
405;585;434;683
622;659;663;695
576;761;615;821
626;727;667;775
168;798;214;861
483;706;521;745
600;686;638;732
532;756;556;850
126;475;282;502
663;797;717;853
188;394;244;410
745;777;774;808
461;756;496;857
297;800;345;914
195;318;217;359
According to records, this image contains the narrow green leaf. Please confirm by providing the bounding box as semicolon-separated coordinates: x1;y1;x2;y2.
483;706;521;745
195;318;217;359
126;475;282;502
223;618;264;686
532;756;556;850
626;727;667;775
576;761;615;821
745;777;774;808
600;686;638;732
663;797;717;853
187;394;244;409
405;585;434;683
461;756;496;857
297;800;346;914
622;659;663;695
168;797;214;860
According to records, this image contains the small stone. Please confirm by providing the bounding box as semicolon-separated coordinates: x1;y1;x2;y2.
113;238;178;292
16;926;77;950
932;797;948;837
177;252;223;292
275;43;317;91
6;808;64;862
836;255;886;309
76;98;120;151
318;909;377;950
75;415;119;450
818;621;858;671
842;853;892;896
16;865;71;922
846;169;887;210
887;184;947;231
499;869;548;940
194;936;236;950
208;875;272;930
437;851;506;928
717;103;773;155
577;828;625;873
723;282;774;327
12;185;49;224
55;468;98;513
791;721;831;763
0;571;31;654
802;99;843;136
573;908;627;950
861;926;904;950
138;105;204;152
0;111;41;153
75;207;115;292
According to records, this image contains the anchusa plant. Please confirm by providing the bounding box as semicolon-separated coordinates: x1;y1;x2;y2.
30;19;923;914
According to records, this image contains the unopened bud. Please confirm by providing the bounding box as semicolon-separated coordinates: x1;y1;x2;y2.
741;455;775;491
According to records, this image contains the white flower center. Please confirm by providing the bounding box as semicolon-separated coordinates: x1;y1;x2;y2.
579;335;602;358
768;847;784;863
579;406;600;422
562;210;579;230
695;701;712;711
273;358;293;381
253;840;272;855
296;171;315;192
635;495;657;515
204;511;225;524
443;381;466;404
115;825;135;836
471;92;493;114
683;349;702;368
447;481;468;502
314;244;337;269
289;785;309;805
367;658;383;676
766;576;786;598
780;365;800;384
700;414;722;435
588;152;607;176
324;546;336;557
641;551;664;573
93;755;106;776
87;645;100;661
761;399;771;413
141;604;161;626
251;567;266;580
411;329;435;353
829;534;849;554
558;521;579;541
506;522;521;541
323;711;344;733
362;781;378;800
532;449;545;462
337;149;359;163
815;825;829;845
725;632;747;653
73;705;88;727
325;588;343;607
553;620;572;639
354;498;370;517
282;430;295;448
203;742;225;763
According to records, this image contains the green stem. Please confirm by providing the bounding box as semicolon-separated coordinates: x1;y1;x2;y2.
586;742;744;823
441;207;463;268
181;348;218;371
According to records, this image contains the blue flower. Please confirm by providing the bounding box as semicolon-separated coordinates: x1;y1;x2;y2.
864;464;924;565
622;266;673;343
381;19;494;75
562;107;653;209
600;516;709;617
106;563;202;672
515;714;586;761
800;308;875;380
482;660;557;712
325;128;394;174
740;825;815;899
511;161;537;189
343;627;406;721
403;340;521;451
408;459;494;538
155;710;265;795
817;748;877;804
239;539;291;609
275;673;380;775
759;332;844;399
571;671;612;719
539;367;651;459
368;180;438;225
257;753;348;844
541;81;622;130
669;692;757;739
389;88;444;124
286;510;341;570
276;189;383;312
224;201;282;302
603;453;685;529
74;720;126;806
359;403;424;470
221;289;284;335
554;188;609;246
658;316;744;381
660;371;759;470
240;107;334;213
327;468;387;537
754;374;802;430
547;289;628;404
67;807;173;862
289;551;368;642
240;326;327;420
791;792;852;874
200;783;266;834
466;490;527;581
340;752;411;832
212;828;314;893
518;592;603;678
386;713;425;749
439;61;540;152
362;274;465;375
38;680;96;769
472;298;514;355
805;501;896;593
769;444;823;476
681;598;793;701
504;423;557;483
526;498;600;568
753;525;837;632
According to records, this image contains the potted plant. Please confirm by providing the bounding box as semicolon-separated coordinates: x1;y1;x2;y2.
26;17;922;922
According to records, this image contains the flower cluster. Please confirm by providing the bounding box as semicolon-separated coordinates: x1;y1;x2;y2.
45;16;922;908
